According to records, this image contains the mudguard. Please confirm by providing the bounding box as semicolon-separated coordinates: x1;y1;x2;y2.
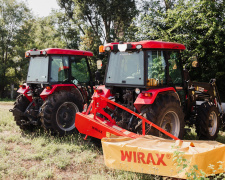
17;84;32;102
40;84;83;101
134;87;176;112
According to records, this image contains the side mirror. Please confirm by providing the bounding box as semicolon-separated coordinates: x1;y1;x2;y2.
97;60;102;70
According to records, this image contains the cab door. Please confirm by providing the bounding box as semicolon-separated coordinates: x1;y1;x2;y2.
70;56;91;102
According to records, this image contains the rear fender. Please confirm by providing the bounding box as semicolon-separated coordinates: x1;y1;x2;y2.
40;84;83;102
134;87;176;112
17;84;32;102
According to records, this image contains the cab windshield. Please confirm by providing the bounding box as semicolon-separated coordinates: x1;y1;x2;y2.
106;51;144;85
27;56;49;83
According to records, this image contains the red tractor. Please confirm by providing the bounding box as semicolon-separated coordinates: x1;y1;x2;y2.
10;48;94;135
75;40;224;140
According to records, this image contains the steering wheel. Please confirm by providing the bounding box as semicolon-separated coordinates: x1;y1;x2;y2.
147;78;159;86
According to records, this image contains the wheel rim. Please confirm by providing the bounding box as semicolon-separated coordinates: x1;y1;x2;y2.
56;102;79;131
160;111;180;138
208;111;217;136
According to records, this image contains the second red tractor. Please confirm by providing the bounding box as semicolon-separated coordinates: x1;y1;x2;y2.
10;48;94;135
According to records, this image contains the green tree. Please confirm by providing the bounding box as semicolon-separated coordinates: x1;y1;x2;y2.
57;0;138;78
138;0;225;100
57;0;138;44
30;16;66;50
0;0;32;98
53;11;80;49
31;11;80;50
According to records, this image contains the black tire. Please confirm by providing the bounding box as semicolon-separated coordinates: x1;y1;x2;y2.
196;102;220;140
13;94;34;131
40;91;83;136
141;93;185;139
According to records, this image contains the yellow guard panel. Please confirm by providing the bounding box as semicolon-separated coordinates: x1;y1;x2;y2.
102;136;225;179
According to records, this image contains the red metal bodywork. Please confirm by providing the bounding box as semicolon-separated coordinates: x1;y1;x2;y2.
92;85;113;98
134;87;176;112
103;40;186;51
75;95;180;141
17;84;82;102
40;84;80;101
76;113;140;139
26;48;93;57
17;84;32;102
93;86;176;113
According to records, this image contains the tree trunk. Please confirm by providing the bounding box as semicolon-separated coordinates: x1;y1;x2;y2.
11;84;14;99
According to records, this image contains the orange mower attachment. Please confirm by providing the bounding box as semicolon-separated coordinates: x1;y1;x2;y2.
75;95;225;179
75;95;180;140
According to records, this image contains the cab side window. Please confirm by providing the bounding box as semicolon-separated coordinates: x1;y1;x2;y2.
168;51;183;85
147;51;166;86
50;56;69;82
71;56;90;84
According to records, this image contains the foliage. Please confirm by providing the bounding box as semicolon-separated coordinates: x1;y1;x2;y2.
0;0;83;98
58;0;138;44
29;16;67;50
1;0;225;101
138;0;225;100
0;0;33;98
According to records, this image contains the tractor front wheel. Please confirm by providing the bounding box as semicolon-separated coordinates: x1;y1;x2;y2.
141;93;185;139
196;102;220;140
13;94;34;131
40;91;83;136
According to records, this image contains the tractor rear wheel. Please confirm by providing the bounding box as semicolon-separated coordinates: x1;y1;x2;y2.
196;102;220;140
13;94;34;131
141;93;185;139
40;91;83;136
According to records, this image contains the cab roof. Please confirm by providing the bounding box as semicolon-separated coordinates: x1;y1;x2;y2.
104;40;186;51
25;48;93;57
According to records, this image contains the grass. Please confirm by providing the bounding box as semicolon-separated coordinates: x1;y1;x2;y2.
0;108;157;179
0;106;225;179
0;98;15;102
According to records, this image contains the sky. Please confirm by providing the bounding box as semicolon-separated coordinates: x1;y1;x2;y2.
24;0;60;17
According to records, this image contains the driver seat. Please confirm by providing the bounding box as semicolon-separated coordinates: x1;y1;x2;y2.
147;78;159;86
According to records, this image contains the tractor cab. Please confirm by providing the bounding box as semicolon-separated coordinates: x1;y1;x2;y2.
100;41;185;89
25;48;93;87
99;41;186;109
